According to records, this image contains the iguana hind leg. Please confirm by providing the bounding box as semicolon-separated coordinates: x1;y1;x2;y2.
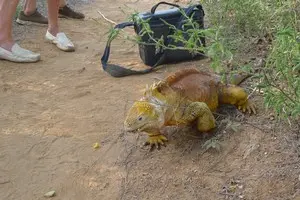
182;102;216;132
219;85;256;114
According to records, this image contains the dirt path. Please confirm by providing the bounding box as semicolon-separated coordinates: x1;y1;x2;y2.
1;1;299;200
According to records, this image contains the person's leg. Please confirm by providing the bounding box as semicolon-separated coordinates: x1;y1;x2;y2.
47;0;60;36
45;0;74;52
59;0;66;7
58;0;85;19
18;0;84;25
16;0;48;25
23;0;36;15
0;0;20;51
0;0;40;62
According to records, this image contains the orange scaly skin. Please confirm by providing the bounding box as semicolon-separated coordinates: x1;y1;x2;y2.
124;68;256;149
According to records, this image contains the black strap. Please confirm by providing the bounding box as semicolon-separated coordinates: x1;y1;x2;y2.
150;1;180;14
100;22;154;78
101;5;202;78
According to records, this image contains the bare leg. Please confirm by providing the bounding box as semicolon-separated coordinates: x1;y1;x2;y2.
47;0;60;36
0;0;19;51
23;0;36;15
59;0;66;8
46;0;75;52
0;0;40;62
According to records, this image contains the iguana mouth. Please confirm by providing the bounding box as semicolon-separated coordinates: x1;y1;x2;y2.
124;126;135;132
124;124;147;132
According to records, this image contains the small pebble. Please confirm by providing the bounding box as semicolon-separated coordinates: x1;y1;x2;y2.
44;191;56;198
93;142;100;149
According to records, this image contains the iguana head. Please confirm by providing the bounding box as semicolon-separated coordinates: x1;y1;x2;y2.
124;100;164;132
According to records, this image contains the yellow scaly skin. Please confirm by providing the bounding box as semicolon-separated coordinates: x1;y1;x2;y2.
124;69;256;150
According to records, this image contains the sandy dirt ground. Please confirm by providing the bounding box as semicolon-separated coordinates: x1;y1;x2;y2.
1;0;300;200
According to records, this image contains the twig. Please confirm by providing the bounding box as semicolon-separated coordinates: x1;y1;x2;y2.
219;192;236;197
247;86;258;99
263;72;296;104
97;10;117;25
244;121;265;132
0;180;10;184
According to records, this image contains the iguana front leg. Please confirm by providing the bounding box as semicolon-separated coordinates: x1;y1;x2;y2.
182;102;216;132
144;132;168;150
219;85;256;114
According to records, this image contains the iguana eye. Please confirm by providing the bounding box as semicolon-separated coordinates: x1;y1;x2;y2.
138;116;143;121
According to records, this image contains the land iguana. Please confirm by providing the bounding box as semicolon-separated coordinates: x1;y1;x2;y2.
124;68;256;149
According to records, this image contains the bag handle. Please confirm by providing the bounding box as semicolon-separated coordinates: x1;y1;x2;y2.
100;22;155;77
151;1;180;14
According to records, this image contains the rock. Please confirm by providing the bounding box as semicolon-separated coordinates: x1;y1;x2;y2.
93;142;100;149
44;190;56;198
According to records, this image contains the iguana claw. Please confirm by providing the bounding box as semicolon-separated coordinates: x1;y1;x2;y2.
144;134;168;150
238;100;256;114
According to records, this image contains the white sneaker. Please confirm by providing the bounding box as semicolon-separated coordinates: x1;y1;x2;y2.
45;31;75;52
0;44;40;63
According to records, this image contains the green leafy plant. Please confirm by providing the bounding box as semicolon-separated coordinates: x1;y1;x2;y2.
258;28;300;118
201;0;300;121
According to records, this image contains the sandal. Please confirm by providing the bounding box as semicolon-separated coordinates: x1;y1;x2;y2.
45;31;75;52
0;43;40;63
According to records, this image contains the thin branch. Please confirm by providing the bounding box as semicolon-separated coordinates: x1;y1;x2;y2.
0;180;10;184
263;71;296;104
97;10;117;25
219;192;236;197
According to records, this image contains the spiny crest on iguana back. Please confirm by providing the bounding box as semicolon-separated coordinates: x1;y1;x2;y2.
141;68;250;101
164;68;251;87
165;67;251;86
165;68;217;85
159;68;221;111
